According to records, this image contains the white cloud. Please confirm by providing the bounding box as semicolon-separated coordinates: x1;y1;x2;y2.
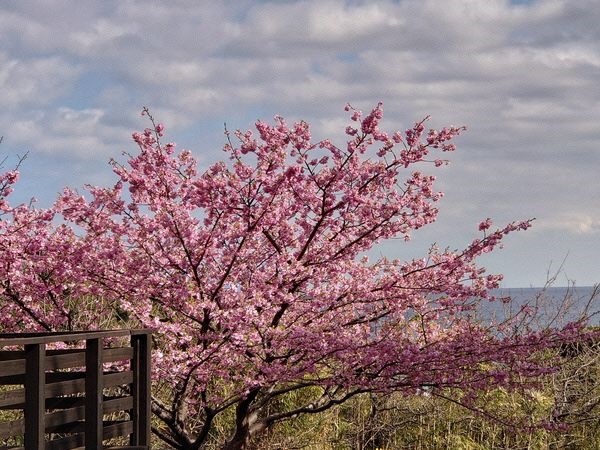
0;53;80;108
69;19;139;54
539;214;600;235
6;107;130;159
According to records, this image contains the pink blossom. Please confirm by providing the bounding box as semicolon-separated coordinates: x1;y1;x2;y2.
479;218;493;231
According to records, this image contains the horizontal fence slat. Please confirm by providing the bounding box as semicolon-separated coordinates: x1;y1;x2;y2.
2;371;84;386
0;395;134;439
0;329;151;347
103;395;134;414
45;410;84;434
103;347;134;364
104;371;134;388
46;377;85;398
0;349;85;379
0;377;94;409
103;420;135;440
47;395;134;431
46;371;133;397
0;359;26;378
0;371;134;408
0;329;152;339
45;351;85;372
45;420;134;450
0;348;135;385
46;347;133;371
2;393;130;411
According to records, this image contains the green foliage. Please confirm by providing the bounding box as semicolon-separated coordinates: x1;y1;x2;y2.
243;376;600;449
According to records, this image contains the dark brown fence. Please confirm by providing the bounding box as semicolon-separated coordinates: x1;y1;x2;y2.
0;329;152;450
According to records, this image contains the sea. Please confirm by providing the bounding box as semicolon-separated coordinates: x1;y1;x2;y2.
483;285;600;327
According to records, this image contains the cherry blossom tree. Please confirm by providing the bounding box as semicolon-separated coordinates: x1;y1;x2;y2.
0;103;590;449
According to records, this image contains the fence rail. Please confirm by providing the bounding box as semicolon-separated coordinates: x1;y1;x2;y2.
0;329;152;450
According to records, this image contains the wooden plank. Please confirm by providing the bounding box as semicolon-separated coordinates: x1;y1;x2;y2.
0;395;134;439
103;420;135;440
47;371;133;397
101;395;134;414
103;347;134;363
103;371;134;388
85;338;103;450
2;371;84;386
45;420;134;450
0;358;26;378
48;394;131;412
0;330;151;348
0;329;152;339
2;392;132;411
51;395;134;429
1;348;134;385
47;377;87;397
24;343;45;450
130;336;139;446
46;347;133;371
0;349;84;378
130;334;151;447
0;331;91;338
0;371;133;409
45;350;85;372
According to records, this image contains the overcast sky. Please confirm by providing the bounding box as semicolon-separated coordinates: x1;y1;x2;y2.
1;0;598;287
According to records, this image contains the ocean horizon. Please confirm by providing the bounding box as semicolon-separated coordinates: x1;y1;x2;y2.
484;285;599;327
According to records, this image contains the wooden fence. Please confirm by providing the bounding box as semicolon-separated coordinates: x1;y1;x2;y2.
0;329;152;450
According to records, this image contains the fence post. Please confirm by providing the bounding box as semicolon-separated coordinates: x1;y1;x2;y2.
24;343;45;450
85;338;104;450
131;332;151;447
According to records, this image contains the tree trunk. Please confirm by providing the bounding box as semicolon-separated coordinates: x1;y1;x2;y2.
221;388;261;450
222;434;248;450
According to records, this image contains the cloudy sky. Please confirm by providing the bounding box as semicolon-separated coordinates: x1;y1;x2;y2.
0;0;598;287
